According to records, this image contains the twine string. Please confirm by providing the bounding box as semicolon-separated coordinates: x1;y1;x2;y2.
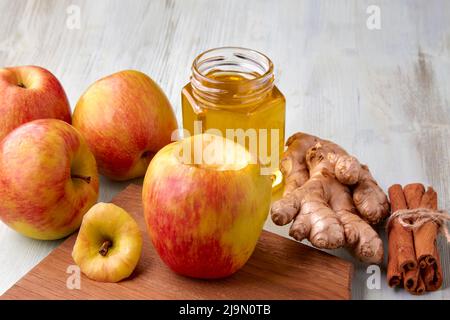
386;208;450;242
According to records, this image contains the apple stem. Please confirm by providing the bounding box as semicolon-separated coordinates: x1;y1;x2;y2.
141;150;154;159
71;174;91;183
99;240;112;256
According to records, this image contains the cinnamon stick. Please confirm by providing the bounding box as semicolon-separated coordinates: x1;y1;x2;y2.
421;244;443;291
387;184;416;288
403;183;425;210
403;183;426;295
413;274;426;295
414;187;439;268
387;229;402;287
389;185;417;271
403;268;419;291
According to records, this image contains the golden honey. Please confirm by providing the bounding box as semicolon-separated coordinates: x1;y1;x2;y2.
181;47;286;187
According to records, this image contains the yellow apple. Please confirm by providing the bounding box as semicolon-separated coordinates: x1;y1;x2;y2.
72;70;178;181
0;119;99;240
72;203;143;283
0;66;71;142
142;134;272;279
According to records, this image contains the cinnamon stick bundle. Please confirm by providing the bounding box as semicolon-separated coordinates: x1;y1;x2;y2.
387;183;444;295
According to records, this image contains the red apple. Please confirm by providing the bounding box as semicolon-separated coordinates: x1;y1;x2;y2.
72;70;178;181
142;134;272;279
0;66;71;142
0;119;99;240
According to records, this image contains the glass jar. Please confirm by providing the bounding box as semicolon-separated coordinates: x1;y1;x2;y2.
181;47;286;188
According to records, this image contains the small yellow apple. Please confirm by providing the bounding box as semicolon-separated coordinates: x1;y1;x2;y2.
72;203;143;283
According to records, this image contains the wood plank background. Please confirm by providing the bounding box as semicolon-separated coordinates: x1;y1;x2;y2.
0;0;449;299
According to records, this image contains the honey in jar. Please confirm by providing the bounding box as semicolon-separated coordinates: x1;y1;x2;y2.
181;47;286;188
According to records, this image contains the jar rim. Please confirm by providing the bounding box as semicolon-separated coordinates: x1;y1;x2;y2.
192;46;274;84
190;47;275;106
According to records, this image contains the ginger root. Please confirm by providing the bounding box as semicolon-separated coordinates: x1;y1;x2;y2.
271;133;389;264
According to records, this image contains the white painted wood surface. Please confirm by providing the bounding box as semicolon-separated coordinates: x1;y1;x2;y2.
0;0;449;299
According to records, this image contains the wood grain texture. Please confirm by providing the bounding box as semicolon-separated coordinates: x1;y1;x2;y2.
0;0;449;299
1;185;353;300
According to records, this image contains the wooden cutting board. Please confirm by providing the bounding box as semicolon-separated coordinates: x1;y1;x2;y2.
2;184;353;300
